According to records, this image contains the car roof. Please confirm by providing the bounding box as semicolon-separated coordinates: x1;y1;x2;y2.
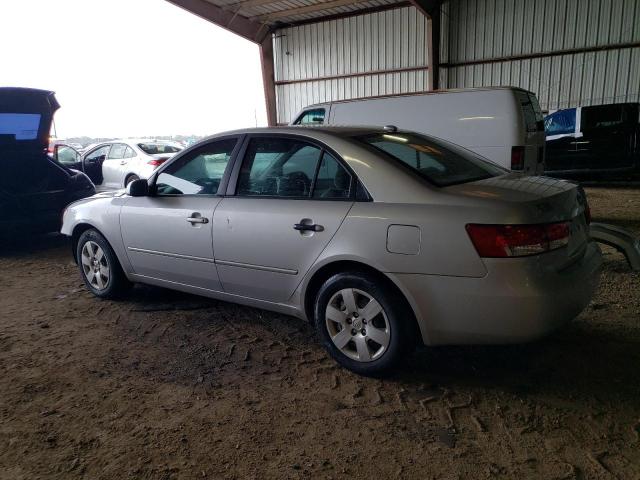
204;125;396;141
298;86;536;109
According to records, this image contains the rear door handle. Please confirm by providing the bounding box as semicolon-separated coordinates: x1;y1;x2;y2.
294;223;324;232
187;215;209;224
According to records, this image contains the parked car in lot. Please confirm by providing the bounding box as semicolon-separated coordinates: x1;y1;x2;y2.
545;102;640;178
291;87;546;175
55;139;183;189
0;87;95;236
61;126;601;375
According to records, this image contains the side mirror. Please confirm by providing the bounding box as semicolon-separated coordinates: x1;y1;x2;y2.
126;178;149;197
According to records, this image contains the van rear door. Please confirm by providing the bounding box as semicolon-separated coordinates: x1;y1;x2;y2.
515;91;545;175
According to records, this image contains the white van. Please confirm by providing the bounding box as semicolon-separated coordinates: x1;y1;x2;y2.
291;87;546;174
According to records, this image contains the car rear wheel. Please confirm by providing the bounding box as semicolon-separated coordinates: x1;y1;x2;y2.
314;271;414;376
77;229;130;299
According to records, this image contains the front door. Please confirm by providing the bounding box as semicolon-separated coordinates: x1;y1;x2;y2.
82;144;110;185
213;136;354;303
120;137;239;291
54;144;83;170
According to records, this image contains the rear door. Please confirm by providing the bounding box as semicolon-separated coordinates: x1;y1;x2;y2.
212;135;354;302
516;91;546;175
103;143;127;188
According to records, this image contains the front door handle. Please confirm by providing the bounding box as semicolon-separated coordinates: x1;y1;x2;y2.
294;223;324;232
187;215;209;224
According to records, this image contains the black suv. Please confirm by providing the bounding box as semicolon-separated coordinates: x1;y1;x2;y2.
0;87;95;236
544;102;640;179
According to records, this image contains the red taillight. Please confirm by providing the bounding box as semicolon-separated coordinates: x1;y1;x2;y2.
148;158;168;166
511;146;525;170
466;222;571;258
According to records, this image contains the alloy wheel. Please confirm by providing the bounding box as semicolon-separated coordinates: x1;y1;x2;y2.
325;288;390;362
80;241;110;291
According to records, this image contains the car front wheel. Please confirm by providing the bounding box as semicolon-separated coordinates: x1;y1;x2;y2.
76;229;130;299
314;271;415;376
125;174;140;187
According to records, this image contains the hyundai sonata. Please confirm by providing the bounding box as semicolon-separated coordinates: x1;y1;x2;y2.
61;127;601;375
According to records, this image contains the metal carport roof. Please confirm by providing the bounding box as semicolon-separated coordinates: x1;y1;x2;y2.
166;0;442;124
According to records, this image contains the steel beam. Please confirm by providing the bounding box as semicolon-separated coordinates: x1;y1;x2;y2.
274;65;429;86
409;0;441;90
252;0;372;22
166;0;269;43
260;35;278;126
440;41;640;68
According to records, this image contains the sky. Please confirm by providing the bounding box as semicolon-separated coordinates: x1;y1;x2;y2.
0;0;268;138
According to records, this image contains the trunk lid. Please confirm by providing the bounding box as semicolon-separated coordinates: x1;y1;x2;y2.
0;87;59;156
448;174;590;260
0;88;61;197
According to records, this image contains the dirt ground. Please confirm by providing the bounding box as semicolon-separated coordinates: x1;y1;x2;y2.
1;187;639;480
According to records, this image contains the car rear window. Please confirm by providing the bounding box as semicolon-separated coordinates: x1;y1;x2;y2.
137;143;182;155
0;113;41;140
354;132;506;187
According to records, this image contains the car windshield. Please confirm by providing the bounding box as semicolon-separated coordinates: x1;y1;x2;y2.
137;143;182;155
354;132;506;187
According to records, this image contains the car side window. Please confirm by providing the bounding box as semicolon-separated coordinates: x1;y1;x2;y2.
581;105;627;130
312;153;351;199
545;109;576;136
155;138;237;195
294;108;326;125
108;143;126;159
124;146;136;158
85;145;110;163
236;138;323;197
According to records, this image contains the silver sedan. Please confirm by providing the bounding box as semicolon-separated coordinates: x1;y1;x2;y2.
61;127;602;375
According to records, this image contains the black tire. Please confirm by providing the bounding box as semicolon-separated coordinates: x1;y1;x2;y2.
76;229;131;299
314;271;415;376
125;174;139;187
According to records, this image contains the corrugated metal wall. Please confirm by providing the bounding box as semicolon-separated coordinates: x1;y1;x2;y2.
273;6;429;123
440;0;640;112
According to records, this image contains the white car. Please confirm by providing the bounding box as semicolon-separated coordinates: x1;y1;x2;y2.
57;140;183;189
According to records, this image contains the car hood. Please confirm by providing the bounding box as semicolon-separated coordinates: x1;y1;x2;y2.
0;87;59;158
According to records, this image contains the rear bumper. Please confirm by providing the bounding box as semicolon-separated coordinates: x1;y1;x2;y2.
395;241;602;346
